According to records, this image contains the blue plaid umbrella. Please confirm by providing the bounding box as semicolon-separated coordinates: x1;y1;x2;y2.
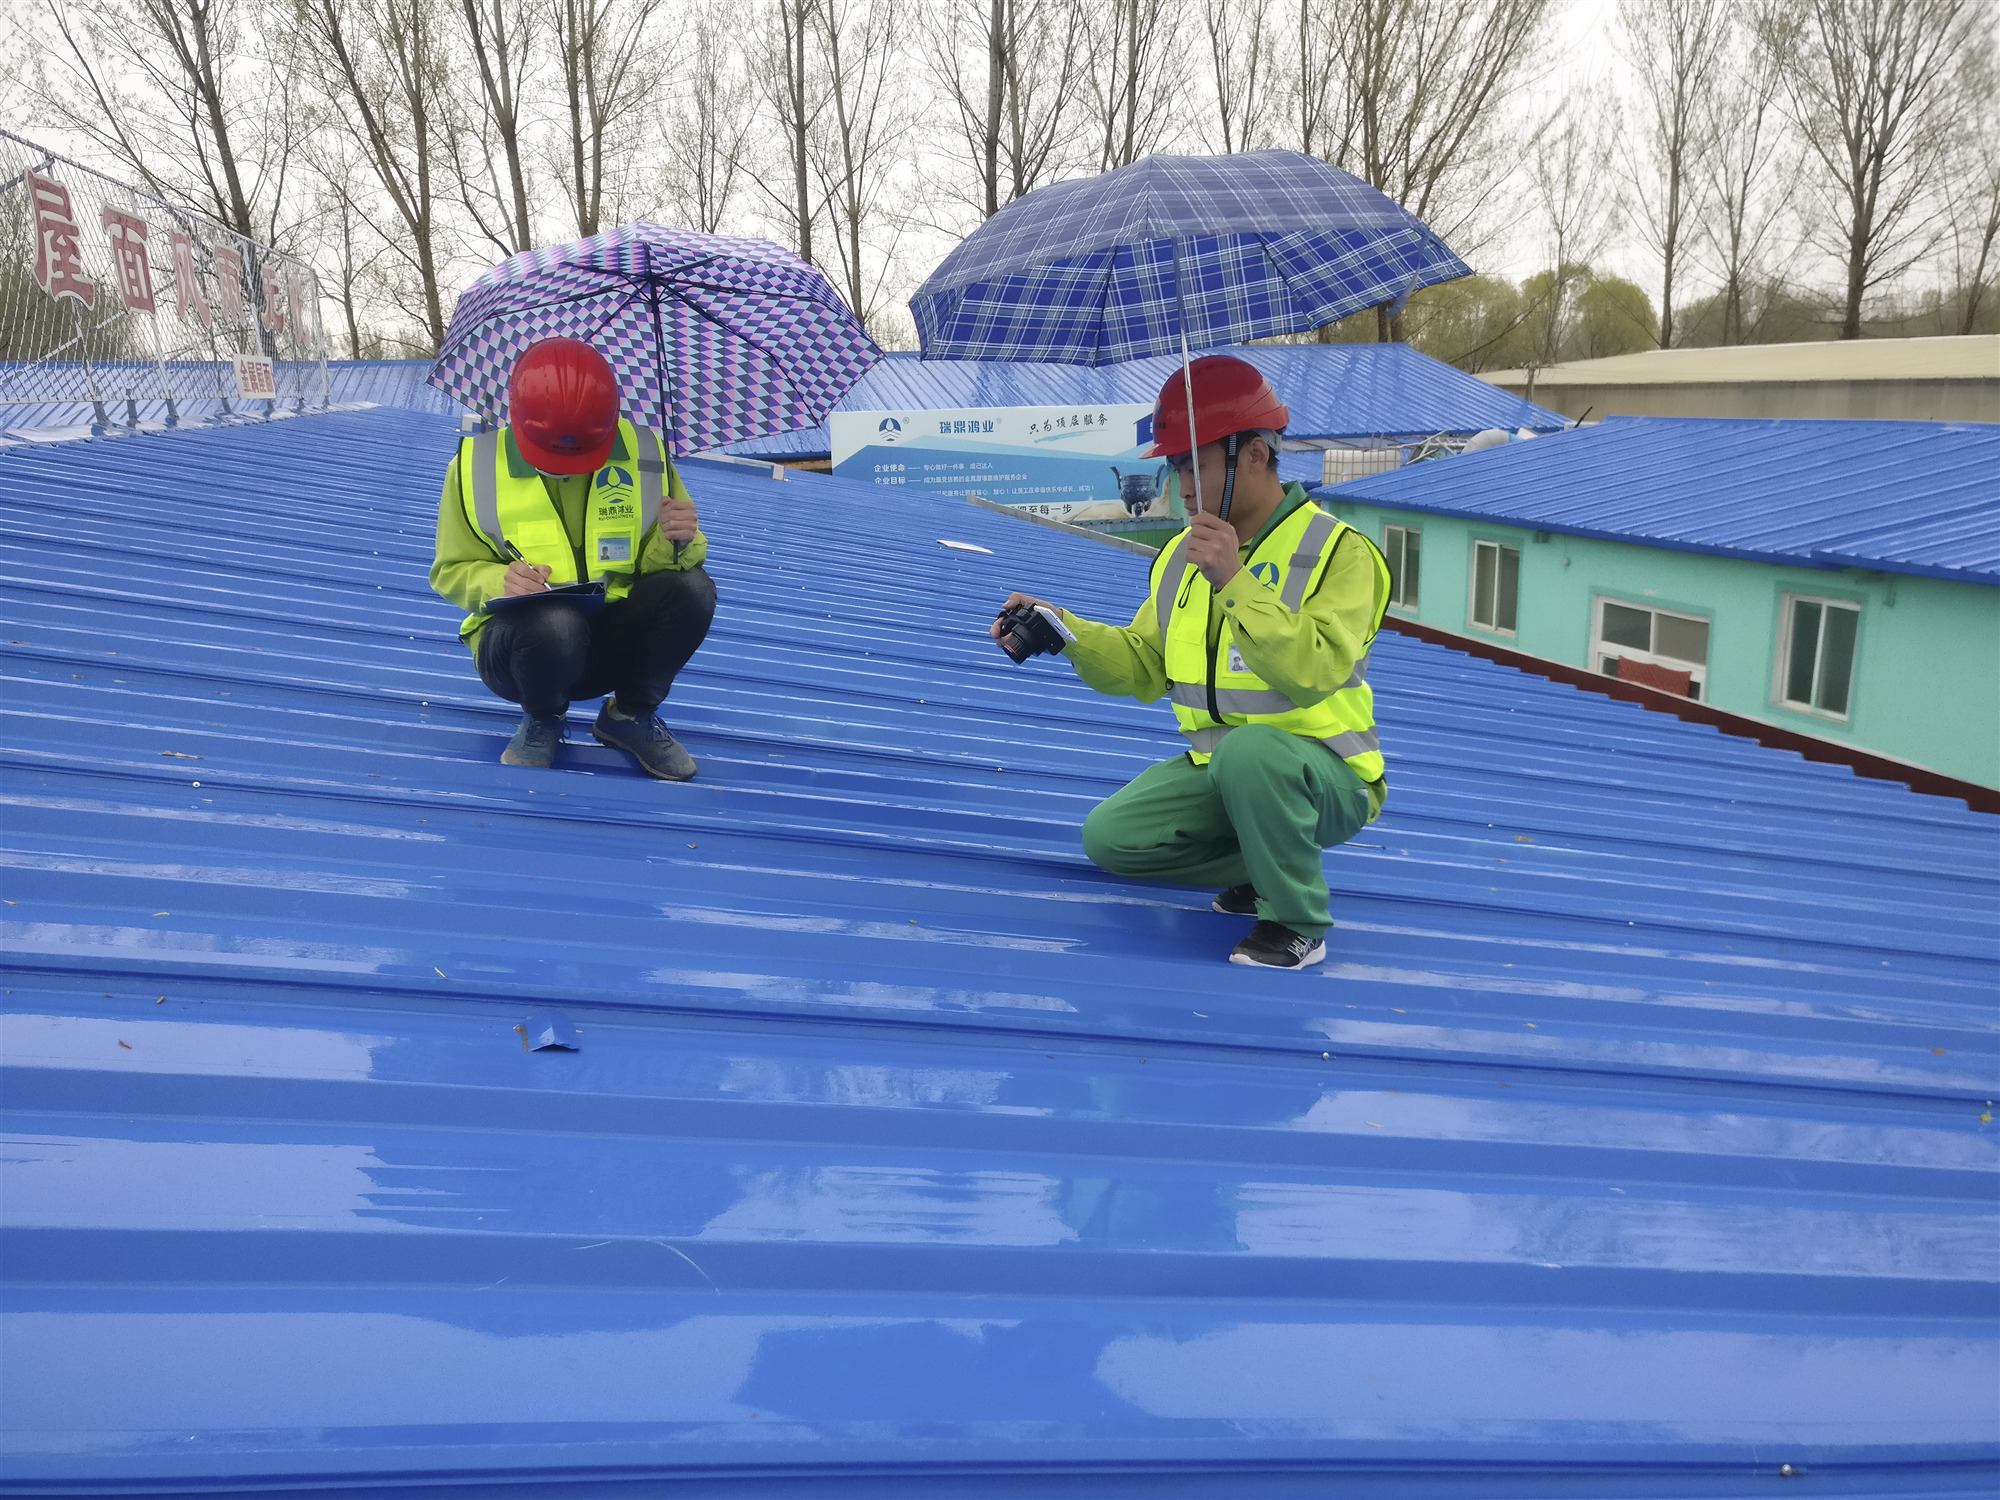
428;223;880;454
910;151;1471;366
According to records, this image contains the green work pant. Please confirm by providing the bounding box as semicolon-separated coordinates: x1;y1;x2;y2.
1081;724;1375;940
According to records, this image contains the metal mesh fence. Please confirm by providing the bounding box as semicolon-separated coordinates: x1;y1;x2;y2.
0;128;328;429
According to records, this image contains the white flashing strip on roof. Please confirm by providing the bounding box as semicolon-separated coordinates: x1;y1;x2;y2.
1479;334;2000;387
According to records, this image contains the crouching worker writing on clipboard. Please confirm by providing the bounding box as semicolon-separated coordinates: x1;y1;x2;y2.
430;338;715;780
990;356;1390;969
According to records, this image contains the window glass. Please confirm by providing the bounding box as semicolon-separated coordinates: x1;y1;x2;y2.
1786;599;1822;705
1473;543;1496;626
1653;613;1709;665
1496;546;1519;632
1601;602;1652;650
1384;525;1420;609
1817;603;1858;715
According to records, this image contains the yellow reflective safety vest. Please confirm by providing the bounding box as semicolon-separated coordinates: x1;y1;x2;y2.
1150;502;1390;782
455;418;664;640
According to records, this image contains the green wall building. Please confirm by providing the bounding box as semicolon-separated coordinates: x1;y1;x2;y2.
1320;417;1999;790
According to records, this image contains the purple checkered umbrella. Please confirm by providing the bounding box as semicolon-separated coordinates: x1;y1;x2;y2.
428;223;880;455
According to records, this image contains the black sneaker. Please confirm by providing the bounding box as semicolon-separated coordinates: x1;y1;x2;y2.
1211;884;1259;916
500;712;564;768
1229;920;1327;969
592;701;697;781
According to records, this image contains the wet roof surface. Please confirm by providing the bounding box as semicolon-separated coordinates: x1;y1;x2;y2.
2;407;1996;1496
1323;415;2000;582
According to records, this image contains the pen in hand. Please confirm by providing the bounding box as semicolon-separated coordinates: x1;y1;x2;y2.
502;540;552;594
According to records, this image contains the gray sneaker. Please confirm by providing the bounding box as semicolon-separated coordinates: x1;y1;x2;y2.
501;712;564;768
592;702;697;781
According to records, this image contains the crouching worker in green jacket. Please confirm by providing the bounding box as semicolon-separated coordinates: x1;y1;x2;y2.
991;356;1390;969
431;338;715;781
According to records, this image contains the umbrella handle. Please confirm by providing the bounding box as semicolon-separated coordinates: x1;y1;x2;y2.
1179;328;1205;519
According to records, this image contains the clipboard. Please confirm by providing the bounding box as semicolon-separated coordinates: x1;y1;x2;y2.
484;579;608;618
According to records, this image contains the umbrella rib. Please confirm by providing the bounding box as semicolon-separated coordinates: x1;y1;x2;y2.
678;286;839;430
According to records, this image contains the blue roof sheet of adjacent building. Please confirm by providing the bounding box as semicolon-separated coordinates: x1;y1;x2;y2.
0;359;470;438
1;407;1996;1498
720;344;1566;458
1319;415;2000;584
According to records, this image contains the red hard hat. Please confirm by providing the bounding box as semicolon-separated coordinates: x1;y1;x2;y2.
507;338;621;474
1145;354;1289;457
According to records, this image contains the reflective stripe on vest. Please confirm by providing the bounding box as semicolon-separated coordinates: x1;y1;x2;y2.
1184;723;1380;759
1152;501;1388;781
457;419;665;638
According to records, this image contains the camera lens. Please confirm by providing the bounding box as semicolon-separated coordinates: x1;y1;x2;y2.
996;605;1041;663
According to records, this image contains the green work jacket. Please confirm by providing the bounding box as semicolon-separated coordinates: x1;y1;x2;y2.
1061;484;1392;818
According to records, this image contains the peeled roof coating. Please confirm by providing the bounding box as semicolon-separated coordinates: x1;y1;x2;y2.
1322;414;2000;582
1;407;1995;1498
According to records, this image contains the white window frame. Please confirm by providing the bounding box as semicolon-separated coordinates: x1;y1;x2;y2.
1590;596;1711;700
1774;593;1861;722
1383;523;1420;612
1468;538;1520;636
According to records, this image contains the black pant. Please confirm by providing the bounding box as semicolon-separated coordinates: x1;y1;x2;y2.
476;567;716;719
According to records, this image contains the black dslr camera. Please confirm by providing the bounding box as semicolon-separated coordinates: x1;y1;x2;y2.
994;600;1074;664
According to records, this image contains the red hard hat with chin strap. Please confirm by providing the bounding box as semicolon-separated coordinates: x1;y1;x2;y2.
1145;354;1289;457
507;338;621;474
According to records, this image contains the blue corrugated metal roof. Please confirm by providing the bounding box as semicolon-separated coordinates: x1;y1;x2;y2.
721;344;1566;458
1320;415;2000;583
0;360;468;439
2;408;1996;1497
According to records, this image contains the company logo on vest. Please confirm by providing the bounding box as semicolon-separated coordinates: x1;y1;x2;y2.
1250;562;1280;587
595;466;633;490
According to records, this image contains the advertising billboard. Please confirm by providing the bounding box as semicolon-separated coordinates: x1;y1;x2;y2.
829;402;1183;524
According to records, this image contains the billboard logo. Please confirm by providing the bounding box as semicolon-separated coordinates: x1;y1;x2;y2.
877;417;903;444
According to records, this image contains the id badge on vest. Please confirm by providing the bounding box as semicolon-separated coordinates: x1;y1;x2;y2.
589;463;640;573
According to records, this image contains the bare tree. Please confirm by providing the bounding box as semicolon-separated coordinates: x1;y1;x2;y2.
1697;15;1798;343
1525;86;1623;366
1291;0;1348;161
1765;0;1977;339
37;0;290;240
1205;0;1277;154
456;0;537;252
656;2;754;233
550;0;664;237
1320;0;1556;339
293;0;457;351
1938;29;1999;335
928;0;1089;220
752;0;824;263
1618;0;1730;347
1084;0;1183;172
303;134;393;354
808;0;908;325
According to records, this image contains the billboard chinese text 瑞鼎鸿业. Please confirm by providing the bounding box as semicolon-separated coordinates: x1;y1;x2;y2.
829;404;1184;524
